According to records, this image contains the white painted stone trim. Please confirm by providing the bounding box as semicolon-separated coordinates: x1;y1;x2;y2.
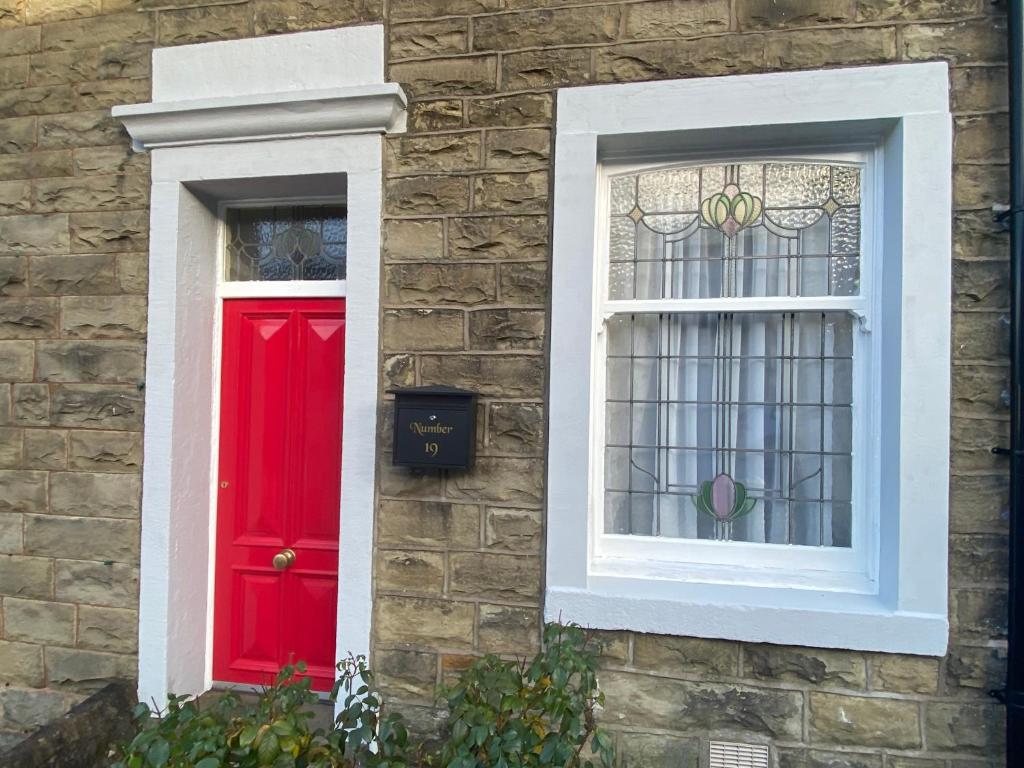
115;26;400;707
546;62;952;656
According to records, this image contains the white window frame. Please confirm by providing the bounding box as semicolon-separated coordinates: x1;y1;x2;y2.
546;63;952;656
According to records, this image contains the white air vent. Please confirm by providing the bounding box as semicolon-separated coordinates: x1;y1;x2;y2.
709;741;770;768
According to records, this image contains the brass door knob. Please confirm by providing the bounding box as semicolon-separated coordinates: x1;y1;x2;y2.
272;548;296;570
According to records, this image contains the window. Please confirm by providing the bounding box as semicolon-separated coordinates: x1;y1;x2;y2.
546;64;952;655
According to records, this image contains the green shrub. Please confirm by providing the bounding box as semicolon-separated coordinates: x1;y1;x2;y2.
111;623;614;768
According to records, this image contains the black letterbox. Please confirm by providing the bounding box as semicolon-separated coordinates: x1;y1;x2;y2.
390;385;477;471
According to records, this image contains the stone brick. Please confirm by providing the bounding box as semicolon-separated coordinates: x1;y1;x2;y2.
626;0;729;37
0;641;44;686
484;128;549;172
595;36;765;82
0;0;17;25
925;702;1004;754
385;263;496;306
449;215;547;261
61;295;146;339
449;552;540;601
386;133;481;175
29;45;151;87
953;312;1007;361
737;0;851;29
477;604;539;655
945;644;1007;694
951;66;1008;114
0;427;20;467
0;84;75;118
470;309;544;351
382;309;464;351
51;384;144;430
36;340;144;385
25;514;139;563
76;605;136;653
615;731;701;768
0;383;10;423
870;655;939;695
955;114;1010;165
955;211;1008;261
951;533;1009;584
765;27;897;68
46;647;137;693
474;6;620;50
776;748;882;768
0;687;69;730
0;180;30;216
382;354;416;389
953;587;1007;638
0;470;47;514
377;499;479;549
0;117;36;155
33;174;148;213
407;99;464;132
116;252;147;294
68;430;141;473
41;12;152;51
29;253;119;296
472;172;547;214
0;256;26;296
499;262;547;305
0;555;52;599
0;26;40;57
69;210;148;253
72;146;149;177
502;48;591;90
157;4;252;46
23;429;67;470
12;382;49;424
377;550;445;594
633;635;739;677
809;692;920;748
903;19;1006;63
385;175;470;215
375;596;475;649
0;213;69;254
26;0;101;24
856;0;984;20
375;648;437;699
390;0;499;19
37;110;124;149
50;472;140;519
383;219;443;262
0;55;27;90
467;94;552;128
0;341;33;381
953;259;1009;309
252;0;382;34
0;512;21;553
746;645;867;689
0;150;72;181
486;403;543;455
447;455;543;504
390;18;467;59
390;56;497;98
3;597;75;645
421;354;543;397
378;459;443;499
954;164;1009;210
951;416;1007;473
76;78;150;111
55;559;137;608
602;670;803;739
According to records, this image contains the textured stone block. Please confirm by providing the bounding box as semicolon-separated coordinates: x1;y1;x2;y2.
0;340;33;380
595;36;765;82
602;671;803;739
745;645;867;689
626;0;729;37
382;309;464;351
25;514;139;563
945;644;1007;694
73;146;149;177
46;647;137;693
499;262;548;305
449;215;547;261
375;648;437;699
377;499;479;549
0;555;52;599
469;309;544;351
615;731;701;768
0;150;72;181
4;597;75;645
955;114;1010;165
0;687;69;730
60;296;146;339
390;0;498;19
385;263;496;306
0;470;47;514
474;6;620;50
50;472;140;518
925;702;1004;754
954;164;1009;209
477;604;539;655
116;252;147;295
0;427;20;467
377;550;445;594
29;254;120;296
0;84;75;118
377;459;443;498
51;384;144;430
252;0;382;34
903;19;1006;63
75;78;150;111
0;256;26;296
23;429;67;470
953;312;1007;361
407;99;464;132
467;93;552;128
387;133;481;175
421;354;543;397
157;4;252;46
77;605;137;653
951;416;1007;472
0;298;58;341
953;259;1010;309
33;174;148;213
486;403;543;455
375;596;475;649
382;354;416;389
950;533;1009;584
390;56;497;97
385;175;470;215
447;455;543;504
37;110;123;150
951;66;1008;114
0;641;44;686
29;44;151;87
953;587;1008;638
776;748;881;768
809;692;920;748
450;552;540;601
0;213;69;254
37;340;144;384
41;12;152;51
484;128;549;171
737;0;850;29
383;219;443;262
12;382;50;424
68;430;141;473
634;635;739;677
955;211;1008;261
472;172;547;214
765;27;897;68
0;511;22;552
502;48;591;90
69;210;148;253
391;18;467;59
857;0;984;21
950;473;1008;533
0;179;30;216
871;655;939;695
55;559;137;608
0;117;36;155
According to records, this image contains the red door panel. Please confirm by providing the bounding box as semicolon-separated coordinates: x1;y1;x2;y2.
213;298;345;692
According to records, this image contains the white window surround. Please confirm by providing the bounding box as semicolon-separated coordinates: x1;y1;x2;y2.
547;62;952;656
113;26;405;706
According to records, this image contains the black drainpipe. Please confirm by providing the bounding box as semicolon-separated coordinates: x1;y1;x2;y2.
1004;0;1024;758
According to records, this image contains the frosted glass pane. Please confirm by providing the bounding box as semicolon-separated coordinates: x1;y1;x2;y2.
225;204;347;282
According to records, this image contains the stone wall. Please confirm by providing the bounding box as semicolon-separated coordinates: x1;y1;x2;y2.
0;0;1010;763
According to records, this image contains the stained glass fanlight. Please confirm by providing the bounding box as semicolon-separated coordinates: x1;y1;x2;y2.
225;204;348;282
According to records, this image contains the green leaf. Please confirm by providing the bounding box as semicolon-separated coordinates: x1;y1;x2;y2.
195;758;221;768
145;739;170;768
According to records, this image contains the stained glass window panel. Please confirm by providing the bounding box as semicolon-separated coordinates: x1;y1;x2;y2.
225;205;347;282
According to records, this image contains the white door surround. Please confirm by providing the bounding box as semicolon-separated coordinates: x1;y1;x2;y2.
113;26;406;706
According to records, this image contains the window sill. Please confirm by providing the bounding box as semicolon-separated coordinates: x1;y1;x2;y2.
545;573;948;656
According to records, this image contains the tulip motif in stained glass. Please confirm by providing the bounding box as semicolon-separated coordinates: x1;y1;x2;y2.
700;183;763;238
692;473;757;539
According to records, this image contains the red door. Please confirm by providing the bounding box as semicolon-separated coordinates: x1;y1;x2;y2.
213;298;345;692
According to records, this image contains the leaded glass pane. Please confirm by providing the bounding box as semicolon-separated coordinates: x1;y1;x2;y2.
607;161;862;299
604;311;854;546
225;204;347;282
